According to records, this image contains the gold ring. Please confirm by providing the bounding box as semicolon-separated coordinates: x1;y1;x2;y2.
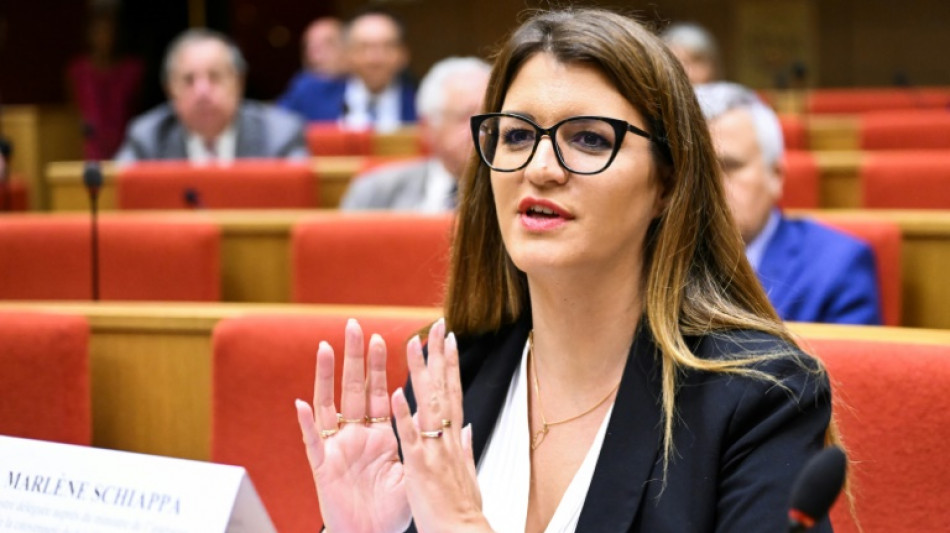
419;429;443;439
319;428;339;439
337;414;366;425
441;419;452;429
367;416;392;424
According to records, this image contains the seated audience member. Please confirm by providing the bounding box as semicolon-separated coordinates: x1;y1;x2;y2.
301;17;348;79
341;56;490;211
660;22;720;85
278;9;416;132
115;29;308;163
696;81;882;325
67;4;144;160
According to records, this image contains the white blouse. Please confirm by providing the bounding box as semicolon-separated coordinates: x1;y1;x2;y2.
476;340;615;533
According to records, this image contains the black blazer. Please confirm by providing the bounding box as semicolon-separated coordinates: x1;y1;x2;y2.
406;316;833;532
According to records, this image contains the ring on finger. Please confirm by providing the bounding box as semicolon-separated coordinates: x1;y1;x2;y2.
367;416;392;424
441;419;452;429
319;428;339;439
420;429;444;439
337;413;367;425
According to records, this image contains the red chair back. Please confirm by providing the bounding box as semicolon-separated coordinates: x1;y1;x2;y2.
305;122;373;156
211;313;429;533
811;216;902;326
116;160;315;209
779;114;808;150
780;151;820;209
807;88;950;114
0;312;90;445
803;337;950;533
860;110;950;150
0;176;29;211
292;214;454;306
861;151;950;209
0;214;220;300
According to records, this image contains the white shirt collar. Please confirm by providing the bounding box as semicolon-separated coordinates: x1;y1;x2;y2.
342;77;403;133
745;208;781;271
186;124;237;164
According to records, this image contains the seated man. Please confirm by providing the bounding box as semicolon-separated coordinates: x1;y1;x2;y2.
696;81;882;325
661;22;720;85
278;8;416;132
340;56;490;212
116;28;308;163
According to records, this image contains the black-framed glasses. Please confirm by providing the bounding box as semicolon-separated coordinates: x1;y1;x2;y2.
471;113;666;175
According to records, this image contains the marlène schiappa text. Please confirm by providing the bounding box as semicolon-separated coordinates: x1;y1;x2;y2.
4;470;181;515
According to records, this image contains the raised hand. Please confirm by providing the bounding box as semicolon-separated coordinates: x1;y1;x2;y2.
295;319;411;533
392;319;492;532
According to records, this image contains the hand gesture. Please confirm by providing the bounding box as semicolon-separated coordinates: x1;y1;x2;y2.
295;319;411;533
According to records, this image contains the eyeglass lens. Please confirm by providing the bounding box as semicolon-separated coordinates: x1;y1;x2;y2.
477;115;620;174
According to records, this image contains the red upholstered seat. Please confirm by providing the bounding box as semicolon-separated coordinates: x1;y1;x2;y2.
860;151;950;209
810;216;902;326
780;151;820;209
860;110;950;150
0;176;29;211
0;312;90;445
292;213;454;306
803;337;950;533
116;160;315;209
779;114;808;151
305;122;373;156
0;214;220;300
807;88;950;114
211;313;428;533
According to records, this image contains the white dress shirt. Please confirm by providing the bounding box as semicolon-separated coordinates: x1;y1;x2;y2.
477;340;614;533
419;159;457;213
186;125;237;164
745;208;781;271
342;78;404;133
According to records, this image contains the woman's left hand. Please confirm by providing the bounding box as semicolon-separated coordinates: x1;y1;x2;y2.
392;319;493;532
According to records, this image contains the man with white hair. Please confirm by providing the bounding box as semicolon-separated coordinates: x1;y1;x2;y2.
116;28;307;163
661;22;720;85
340;56;490;211
695;81;882;325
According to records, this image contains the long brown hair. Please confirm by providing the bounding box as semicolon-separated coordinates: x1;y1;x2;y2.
444;7;839;473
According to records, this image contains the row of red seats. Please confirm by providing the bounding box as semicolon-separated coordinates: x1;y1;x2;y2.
5;310;946;532
0;213;451;307
781;110;950;151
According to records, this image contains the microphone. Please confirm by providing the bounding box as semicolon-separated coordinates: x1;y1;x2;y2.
0;137;12;212
83;161;103;301
788;446;847;532
183;187;204;209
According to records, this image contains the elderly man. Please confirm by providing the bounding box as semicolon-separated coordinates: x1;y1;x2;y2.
116;29;307;163
696;81;882;325
661;23;721;85
278;9;415;132
340;57;489;211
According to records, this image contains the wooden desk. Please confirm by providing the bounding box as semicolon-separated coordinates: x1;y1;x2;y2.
793;209;950;329
46;157;365;211
0;301;947;462
0;301;440;461
806;115;860;151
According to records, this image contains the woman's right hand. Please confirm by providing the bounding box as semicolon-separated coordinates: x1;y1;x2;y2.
295;319;411;533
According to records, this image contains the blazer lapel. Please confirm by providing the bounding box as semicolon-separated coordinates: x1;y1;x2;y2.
574;322;664;532
235;105;262;157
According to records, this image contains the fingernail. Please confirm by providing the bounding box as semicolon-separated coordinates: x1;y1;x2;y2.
446;332;457;351
347;318;358;328
319;340;330;350
294;399;307;409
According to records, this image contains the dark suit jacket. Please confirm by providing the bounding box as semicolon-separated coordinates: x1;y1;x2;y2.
114;100;308;162
277;72;417;124
406;316;833;532
758;216;882;325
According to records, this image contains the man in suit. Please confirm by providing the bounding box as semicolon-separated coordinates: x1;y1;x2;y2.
115;29;308;163
340;56;490;212
278;9;416;132
696;82;882;325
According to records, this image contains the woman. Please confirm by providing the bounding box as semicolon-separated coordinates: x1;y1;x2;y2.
296;7;834;532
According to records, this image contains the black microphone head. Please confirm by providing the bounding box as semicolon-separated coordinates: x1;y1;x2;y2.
183;187;203;209
0;137;12;159
83;160;103;189
789;445;847;530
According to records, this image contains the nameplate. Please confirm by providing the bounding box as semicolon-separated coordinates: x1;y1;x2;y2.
0;435;275;533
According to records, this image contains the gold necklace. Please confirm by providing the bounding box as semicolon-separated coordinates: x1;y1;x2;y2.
528;330;622;451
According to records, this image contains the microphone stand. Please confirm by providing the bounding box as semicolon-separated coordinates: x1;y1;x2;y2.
83;161;103;301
